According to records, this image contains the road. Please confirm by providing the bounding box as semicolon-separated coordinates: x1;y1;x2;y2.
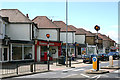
5;60;120;80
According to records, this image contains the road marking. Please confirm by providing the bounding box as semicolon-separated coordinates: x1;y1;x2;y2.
73;69;84;71
80;74;90;78
64;74;78;78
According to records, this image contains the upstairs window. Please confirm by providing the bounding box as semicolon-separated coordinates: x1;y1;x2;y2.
0;22;2;34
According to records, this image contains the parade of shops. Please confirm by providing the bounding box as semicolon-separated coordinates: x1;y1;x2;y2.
0;9;117;63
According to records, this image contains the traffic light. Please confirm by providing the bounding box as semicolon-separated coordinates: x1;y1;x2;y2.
94;25;100;31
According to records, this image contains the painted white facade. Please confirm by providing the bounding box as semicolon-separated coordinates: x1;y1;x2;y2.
6;24;32;41
60;32;75;43
37;29;60;41
75;35;85;44
0;17;6;40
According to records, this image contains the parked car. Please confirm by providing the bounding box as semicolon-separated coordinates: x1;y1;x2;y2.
83;54;97;64
108;52;119;60
97;53;109;61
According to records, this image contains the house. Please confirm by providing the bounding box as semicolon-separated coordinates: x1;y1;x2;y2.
0;9;37;62
53;21;76;57
68;25;87;58
97;33;116;53
0;16;9;61
78;28;97;55
32;16;61;61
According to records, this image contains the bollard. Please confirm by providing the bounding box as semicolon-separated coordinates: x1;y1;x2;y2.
96;58;99;71
30;63;33;72
109;56;113;67
69;57;71;67
92;57;97;70
16;63;18;75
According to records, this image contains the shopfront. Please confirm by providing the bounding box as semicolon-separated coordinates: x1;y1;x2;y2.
75;43;87;58
61;43;75;57
35;40;61;62
9;40;35;61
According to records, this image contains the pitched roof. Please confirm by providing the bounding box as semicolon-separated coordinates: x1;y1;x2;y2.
68;25;85;35
32;16;60;29
0;9;32;23
78;28;95;36
97;33;114;41
53;21;76;32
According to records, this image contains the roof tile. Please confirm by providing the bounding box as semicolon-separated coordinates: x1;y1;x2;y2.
0;9;32;23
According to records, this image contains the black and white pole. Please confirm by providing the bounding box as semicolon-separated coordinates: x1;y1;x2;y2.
94;25;100;71
46;34;50;71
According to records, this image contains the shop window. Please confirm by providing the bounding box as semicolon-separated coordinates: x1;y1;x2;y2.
12;44;22;60
41;46;47;57
24;45;32;59
88;47;95;54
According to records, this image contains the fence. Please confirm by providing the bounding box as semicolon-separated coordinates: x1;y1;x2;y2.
0;61;48;78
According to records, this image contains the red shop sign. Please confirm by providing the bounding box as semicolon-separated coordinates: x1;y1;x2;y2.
38;41;61;46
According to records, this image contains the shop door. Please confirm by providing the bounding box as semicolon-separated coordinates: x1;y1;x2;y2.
3;48;7;61
78;47;81;55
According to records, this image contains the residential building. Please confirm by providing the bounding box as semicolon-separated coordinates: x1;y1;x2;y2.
68;25;87;58
78;28;97;55
53;21;76;57
0;16;9;61
0;9;37;62
32;16;61;61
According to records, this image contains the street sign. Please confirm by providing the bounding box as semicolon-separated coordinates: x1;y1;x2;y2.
93;57;97;70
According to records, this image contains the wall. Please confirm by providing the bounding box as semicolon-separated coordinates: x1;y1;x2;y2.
86;36;95;45
37;29;59;41
60;32;75;43
6;24;32;41
0;18;6;39
75;35;85;44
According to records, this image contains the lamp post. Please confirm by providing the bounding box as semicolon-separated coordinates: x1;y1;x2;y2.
66;0;68;67
46;34;50;70
94;25;100;71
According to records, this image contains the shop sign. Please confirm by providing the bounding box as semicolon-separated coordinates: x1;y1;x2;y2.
39;41;61;46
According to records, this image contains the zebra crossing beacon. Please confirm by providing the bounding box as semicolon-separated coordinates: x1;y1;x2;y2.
94;25;100;71
46;34;50;71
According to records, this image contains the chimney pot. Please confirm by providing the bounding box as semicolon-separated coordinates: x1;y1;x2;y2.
26;14;29;18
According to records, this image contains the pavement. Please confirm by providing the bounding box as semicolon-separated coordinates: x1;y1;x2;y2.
50;59;83;71
0;59;83;79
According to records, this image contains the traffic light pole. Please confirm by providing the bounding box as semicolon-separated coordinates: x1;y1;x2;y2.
96;31;99;71
47;39;50;71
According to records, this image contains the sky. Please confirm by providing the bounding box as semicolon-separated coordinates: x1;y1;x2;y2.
0;1;118;43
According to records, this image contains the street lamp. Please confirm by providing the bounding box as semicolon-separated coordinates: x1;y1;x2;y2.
46;34;50;70
66;0;68;67
94;25;100;71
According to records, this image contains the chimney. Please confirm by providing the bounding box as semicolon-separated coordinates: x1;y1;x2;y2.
26;14;29;18
50;19;52;22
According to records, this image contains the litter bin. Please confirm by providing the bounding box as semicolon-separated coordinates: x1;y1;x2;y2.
58;56;65;65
